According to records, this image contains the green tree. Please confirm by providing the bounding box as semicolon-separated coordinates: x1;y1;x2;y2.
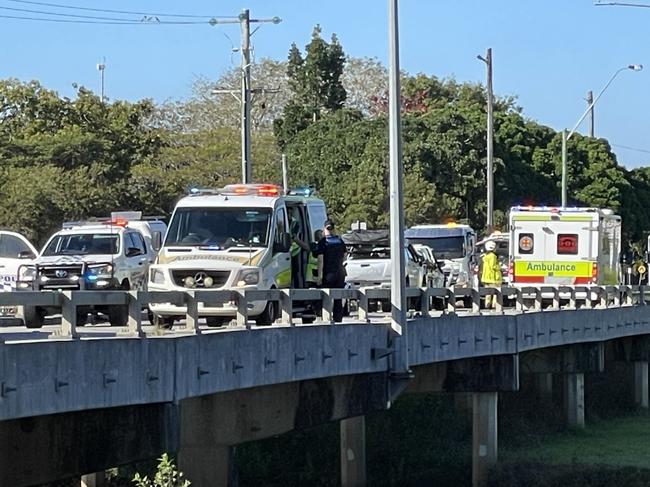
274;26;347;148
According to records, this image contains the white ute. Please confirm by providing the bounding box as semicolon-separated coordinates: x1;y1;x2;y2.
18;212;166;328
0;231;38;322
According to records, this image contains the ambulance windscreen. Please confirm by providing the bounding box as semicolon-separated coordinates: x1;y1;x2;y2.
165;207;272;248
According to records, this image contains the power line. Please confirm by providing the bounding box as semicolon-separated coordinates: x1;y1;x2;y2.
0;13;208;24
594;1;650;7
612;143;650;154
6;0;231;18
0;5;147;21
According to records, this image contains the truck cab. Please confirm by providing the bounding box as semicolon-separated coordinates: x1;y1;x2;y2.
405;223;477;289
148;184;328;327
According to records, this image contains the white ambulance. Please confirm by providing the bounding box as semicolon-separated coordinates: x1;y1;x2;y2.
148;184;328;327
508;206;621;286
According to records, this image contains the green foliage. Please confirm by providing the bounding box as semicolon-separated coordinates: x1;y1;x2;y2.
132;454;190;487
274;26;347;148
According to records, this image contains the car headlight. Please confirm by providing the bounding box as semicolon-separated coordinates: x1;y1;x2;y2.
150;268;165;284
19;266;36;281
236;269;259;287
88;264;113;278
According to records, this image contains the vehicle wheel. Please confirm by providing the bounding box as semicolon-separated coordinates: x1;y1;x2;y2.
153;315;175;329
381;300;392;313
463;297;473;309
206;316;230;327
255;299;277;326
107;305;128;327
23;306;44;329
301;315;316;324
77;310;88;326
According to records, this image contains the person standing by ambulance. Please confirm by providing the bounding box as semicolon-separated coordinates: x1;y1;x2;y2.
313;220;346;321
481;240;502;309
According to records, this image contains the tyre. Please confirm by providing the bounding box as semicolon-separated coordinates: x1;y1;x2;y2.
381;300;391;313
255;299;277;326
107;305;128;327
22;306;45;329
77;310;89;326
301;315;316;324
206;316;230;327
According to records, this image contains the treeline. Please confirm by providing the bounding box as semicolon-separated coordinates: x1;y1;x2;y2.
2;26;650;246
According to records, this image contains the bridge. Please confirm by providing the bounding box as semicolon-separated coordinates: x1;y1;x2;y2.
1;285;650;487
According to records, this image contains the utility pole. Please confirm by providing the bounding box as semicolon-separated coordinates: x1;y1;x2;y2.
96;58;106;103
210;11;281;184
586;90;594;137
240;9;252;184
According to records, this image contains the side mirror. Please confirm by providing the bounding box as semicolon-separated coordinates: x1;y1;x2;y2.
151;231;162;252
18;250;36;259
126;247;142;258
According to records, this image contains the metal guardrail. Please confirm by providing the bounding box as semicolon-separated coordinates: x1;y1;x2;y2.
0;284;647;340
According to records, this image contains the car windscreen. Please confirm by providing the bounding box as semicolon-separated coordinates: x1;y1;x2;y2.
407;237;464;260
42;234;119;256
165;207;272;248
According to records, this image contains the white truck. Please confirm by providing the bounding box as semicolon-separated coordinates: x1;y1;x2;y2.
508;206;621;286
148;184;328;327
342;229;444;312
0;231;38;322
18;212;166;328
405;223;477;289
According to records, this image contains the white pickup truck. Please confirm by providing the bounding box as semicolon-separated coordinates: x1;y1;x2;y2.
0;231;38;322
342;229;444;311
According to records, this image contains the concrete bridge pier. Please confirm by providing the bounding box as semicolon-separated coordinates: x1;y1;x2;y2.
564;373;585;428
80;472;107;487
340;415;367;487
634;361;649;409
472;392;498;487
178;445;236;487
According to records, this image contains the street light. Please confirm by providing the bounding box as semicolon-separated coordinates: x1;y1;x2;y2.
561;64;643;207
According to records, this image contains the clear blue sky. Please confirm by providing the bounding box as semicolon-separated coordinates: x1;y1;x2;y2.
2;0;650;167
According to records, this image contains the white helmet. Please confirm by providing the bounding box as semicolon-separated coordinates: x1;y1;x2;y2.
485;240;496;251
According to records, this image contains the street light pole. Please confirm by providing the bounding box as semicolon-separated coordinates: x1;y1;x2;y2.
477;49;494;234
586;90;594;137
388;0;409;395
560;64;642;207
96;58;106;103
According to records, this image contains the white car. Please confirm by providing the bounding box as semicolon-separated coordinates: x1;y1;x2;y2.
0;231;38;321
18;212;166;328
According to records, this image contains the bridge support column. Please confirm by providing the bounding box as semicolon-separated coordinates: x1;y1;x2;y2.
472;392;498;487
634;361;649;409
80;472;106;487
534;373;553;400
178;445;236;487
340;415;367;487
564;373;585;428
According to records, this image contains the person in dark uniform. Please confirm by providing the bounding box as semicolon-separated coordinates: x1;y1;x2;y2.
312;219;347;322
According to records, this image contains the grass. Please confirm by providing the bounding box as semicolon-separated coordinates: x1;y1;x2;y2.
500;413;650;467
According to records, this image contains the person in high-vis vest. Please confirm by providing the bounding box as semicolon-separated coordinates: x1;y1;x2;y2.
306;229;324;287
481;240;502;309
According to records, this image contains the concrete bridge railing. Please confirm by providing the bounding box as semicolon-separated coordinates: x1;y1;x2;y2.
0;284;646;339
